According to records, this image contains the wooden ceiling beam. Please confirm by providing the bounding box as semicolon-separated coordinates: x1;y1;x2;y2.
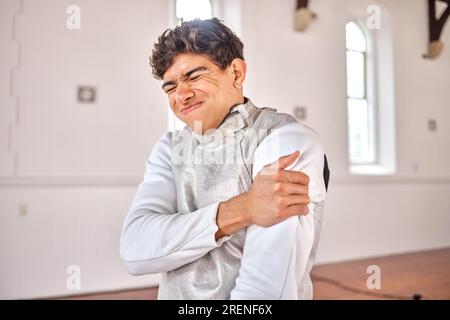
424;0;450;59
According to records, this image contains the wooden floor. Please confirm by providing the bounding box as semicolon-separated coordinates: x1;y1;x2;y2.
64;248;450;300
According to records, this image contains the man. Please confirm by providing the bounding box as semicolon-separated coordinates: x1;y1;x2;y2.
120;18;327;299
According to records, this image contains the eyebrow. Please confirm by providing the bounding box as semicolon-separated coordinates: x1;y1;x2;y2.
162;66;208;90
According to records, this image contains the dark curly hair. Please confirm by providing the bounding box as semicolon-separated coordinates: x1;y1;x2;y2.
150;18;244;79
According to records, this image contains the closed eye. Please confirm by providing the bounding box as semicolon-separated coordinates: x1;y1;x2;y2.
164;85;177;94
189;74;201;81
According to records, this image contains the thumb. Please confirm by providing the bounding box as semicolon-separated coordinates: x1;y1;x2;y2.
269;151;301;170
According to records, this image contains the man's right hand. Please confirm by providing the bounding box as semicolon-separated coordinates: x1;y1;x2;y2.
216;151;310;239
243;151;310;227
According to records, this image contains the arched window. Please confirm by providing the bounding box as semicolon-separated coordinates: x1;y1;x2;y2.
345;21;375;165
168;0;214;131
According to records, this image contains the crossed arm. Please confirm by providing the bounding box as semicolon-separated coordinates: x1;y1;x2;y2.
120;122;326;298
119;131;225;275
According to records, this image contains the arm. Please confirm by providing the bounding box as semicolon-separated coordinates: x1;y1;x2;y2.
230;122;327;299
120;132;233;275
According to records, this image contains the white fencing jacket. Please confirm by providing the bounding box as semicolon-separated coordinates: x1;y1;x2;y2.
120;98;327;299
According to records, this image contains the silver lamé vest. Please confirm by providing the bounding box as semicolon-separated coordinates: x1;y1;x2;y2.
157;99;322;299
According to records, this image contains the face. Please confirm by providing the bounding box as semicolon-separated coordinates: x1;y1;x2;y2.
162;52;245;134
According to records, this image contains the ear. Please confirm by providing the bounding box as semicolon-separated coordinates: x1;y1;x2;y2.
230;58;247;88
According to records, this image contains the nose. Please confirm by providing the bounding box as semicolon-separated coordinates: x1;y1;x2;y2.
174;82;194;107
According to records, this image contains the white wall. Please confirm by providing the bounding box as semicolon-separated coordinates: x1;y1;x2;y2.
0;0;449;299
0;0;168;299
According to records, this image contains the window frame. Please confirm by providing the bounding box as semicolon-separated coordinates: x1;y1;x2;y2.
345;20;378;166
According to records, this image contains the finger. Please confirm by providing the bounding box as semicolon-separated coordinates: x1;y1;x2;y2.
284;194;310;206
267;151;300;171
283;170;310;185
282;204;309;217
276;182;308;195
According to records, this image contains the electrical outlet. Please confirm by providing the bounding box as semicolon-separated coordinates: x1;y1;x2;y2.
293;106;307;121
428;119;437;131
77;86;96;103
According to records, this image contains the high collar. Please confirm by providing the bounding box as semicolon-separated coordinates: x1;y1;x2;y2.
191;98;256;144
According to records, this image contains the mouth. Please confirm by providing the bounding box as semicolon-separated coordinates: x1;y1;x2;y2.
181;101;203;115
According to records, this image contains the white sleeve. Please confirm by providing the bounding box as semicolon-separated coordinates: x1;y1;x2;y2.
119;132;229;276
230;122;326;299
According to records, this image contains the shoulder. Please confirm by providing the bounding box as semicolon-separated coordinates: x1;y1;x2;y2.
274;121;323;154
153;131;173;153
252;122;327;199
254;121;325;165
251;107;298;132
147;131;173;167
